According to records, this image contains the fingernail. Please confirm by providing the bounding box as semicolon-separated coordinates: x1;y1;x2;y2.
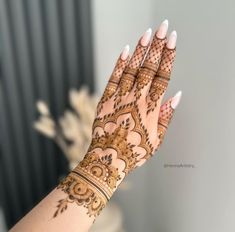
156;19;168;39
167;30;177;49
121;45;130;60
140;28;152;46
171;90;182;109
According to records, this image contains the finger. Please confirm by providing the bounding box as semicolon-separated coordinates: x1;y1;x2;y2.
135;20;168;100
157;91;182;149
114;28;152;107
97;45;130;114
147;31;177;114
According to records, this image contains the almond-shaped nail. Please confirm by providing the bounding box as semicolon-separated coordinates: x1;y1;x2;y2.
121;45;130;60
171;90;182;109
167;30;177;49
156;19;169;39
140;28;152;46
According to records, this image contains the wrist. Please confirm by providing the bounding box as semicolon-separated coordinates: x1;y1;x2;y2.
56;150;122;218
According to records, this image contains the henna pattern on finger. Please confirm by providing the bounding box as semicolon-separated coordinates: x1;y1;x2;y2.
114;42;148;108
147;48;176;114
97;57;128;114
157;99;174;149
134;37;166;99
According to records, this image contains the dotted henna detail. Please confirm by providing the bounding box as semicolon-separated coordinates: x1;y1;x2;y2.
92;102;154;173
157;99;174;149
97;57;128;114
55;175;105;218
145;36;166;65
55;152;121;218
146;48;176;114
114;67;138;108
114;42;148;108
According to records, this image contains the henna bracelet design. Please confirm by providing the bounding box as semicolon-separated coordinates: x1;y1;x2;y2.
54;152;120;218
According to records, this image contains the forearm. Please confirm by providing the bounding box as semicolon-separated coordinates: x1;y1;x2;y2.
9;161;107;231
10;187;94;232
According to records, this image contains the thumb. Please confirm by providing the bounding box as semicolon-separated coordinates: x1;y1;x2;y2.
157;90;182;149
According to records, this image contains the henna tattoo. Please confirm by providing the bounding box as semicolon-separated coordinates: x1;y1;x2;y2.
146;76;170;114
134;37;166;99
157;99;174;149
114;67;138;107
55;152;120;218
134;62;157;99
114;42;148;108
55;175;105;218
146;48;176;114
54;32;177;220
92;102;154;174
97;57;128;114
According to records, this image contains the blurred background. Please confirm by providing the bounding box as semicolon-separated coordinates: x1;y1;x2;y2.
0;0;235;231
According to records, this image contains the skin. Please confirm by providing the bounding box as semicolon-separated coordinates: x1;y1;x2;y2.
10;20;181;232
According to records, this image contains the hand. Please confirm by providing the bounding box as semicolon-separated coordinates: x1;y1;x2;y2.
55;20;182;220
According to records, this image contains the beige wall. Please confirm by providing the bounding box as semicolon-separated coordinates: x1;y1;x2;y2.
92;0;235;231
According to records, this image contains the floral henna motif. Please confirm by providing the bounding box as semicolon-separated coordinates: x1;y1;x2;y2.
55;152;121;218
92;102;154;174
55;175;105;218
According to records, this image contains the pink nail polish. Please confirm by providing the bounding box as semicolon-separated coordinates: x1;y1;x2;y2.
140;28;152;46
171;90;182;109
156;19;169;39
121;45;130;60
167;31;177;49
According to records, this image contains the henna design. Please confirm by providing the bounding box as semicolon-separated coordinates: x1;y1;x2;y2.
157;99;174;149
92;102;154;173
147;48;176;114
97;57;128;114
55;152;120;218
114;42;148;108
134;37;166;99
55;175;105;218
54;31;177;220
114;67;138;108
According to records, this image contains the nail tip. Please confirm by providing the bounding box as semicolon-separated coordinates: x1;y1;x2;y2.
171;91;182;109
171;30;177;37
162;19;169;26
146;28;152;34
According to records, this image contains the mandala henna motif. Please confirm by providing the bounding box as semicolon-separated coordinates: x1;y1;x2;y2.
55;152;120;218
55;175;105;219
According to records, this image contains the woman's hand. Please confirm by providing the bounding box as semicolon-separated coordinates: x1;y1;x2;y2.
55;19;181;221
